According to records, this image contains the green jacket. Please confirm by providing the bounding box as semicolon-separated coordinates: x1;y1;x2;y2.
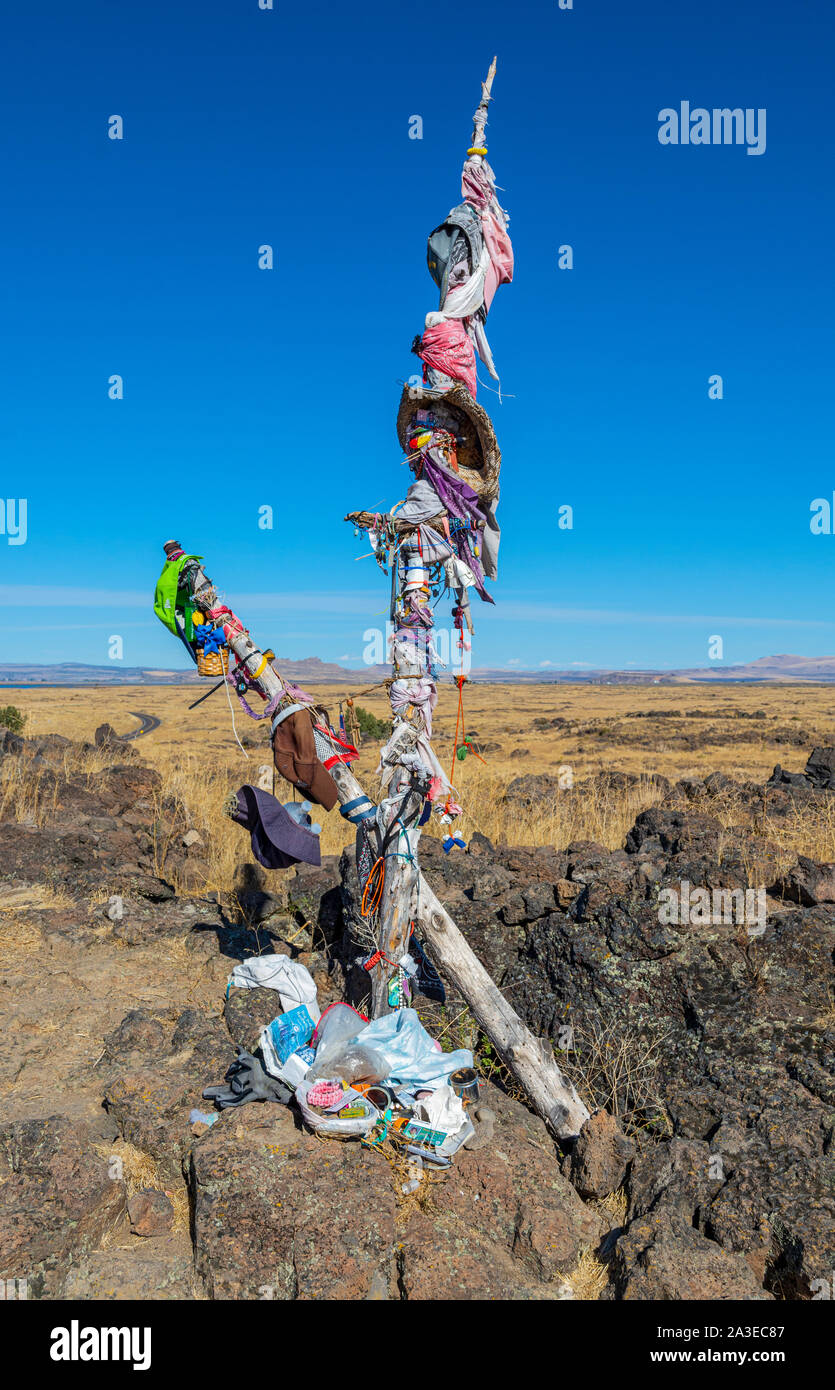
153;554;203;643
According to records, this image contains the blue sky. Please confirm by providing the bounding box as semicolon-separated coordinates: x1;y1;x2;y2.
2;0;834;674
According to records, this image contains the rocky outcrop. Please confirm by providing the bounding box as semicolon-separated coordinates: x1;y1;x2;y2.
128;1189;175;1237
570;1110;635;1199
0;1116;126;1297
3;732;834;1300
608;1213;772;1301
187;1082;600;1301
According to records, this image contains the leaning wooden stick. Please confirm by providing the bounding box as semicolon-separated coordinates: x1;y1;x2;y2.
417;876;589;1137
172;572;588;1137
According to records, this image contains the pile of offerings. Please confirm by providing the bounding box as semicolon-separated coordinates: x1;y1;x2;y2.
204;959;484;1169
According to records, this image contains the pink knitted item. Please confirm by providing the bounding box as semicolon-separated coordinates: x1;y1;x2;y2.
307;1080;345;1109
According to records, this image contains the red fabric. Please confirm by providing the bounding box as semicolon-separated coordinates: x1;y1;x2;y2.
461;159;493;210
481;211;514;312
418;318;477;397
460;159;514;313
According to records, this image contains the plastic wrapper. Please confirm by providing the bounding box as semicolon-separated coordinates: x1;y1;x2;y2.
295;1077;380;1140
259;1005;315;1074
309;1002;369;1075
307;1042;389;1084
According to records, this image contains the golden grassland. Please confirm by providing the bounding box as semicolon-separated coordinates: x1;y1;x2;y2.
6;680;835;897
4;681;834;1301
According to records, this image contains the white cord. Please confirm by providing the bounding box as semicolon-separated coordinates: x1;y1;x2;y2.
224;674;250;760
475;371;515;403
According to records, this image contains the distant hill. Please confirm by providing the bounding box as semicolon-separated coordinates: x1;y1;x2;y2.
0;658;385;687
582;654;835;685
6;653;835;686
470;654;835;684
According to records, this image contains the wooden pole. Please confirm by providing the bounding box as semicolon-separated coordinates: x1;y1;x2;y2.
471;56;497;152
169;59;591;1143
178;571;588;1139
369;540;428;1017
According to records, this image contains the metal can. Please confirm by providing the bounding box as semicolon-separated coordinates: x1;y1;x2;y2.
450;1066;480;1104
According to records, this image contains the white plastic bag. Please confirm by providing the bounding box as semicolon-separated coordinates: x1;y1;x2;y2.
230;956;320;1023
307;1042;389;1085
414;1083;466;1134
341;1008;473;1091
295;1077;380;1140
310;1003;368;1070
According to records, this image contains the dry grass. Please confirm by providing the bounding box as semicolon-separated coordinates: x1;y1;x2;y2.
599;1186;628;1226
436;760;663;852
813;984;835;1030
667;777;835;877
564;1245;609;1300
561;1187;628;1301
91;1139;190;1245
0;740;115;827
7;680;835;902
763;798;835;866
0;913;45;970
0;882;75;912
0;760;60;827
0;883;79;971
380;1137;447;1219
562;1016;673;1141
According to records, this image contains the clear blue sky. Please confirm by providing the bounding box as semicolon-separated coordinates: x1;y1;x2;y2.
2;0;834;673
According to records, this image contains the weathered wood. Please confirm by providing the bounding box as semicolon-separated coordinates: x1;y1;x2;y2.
346;509;449;536
471;56;497;151
371;817;421;1016
414;875;590;1140
206;607;588;1136
369;679;424;1015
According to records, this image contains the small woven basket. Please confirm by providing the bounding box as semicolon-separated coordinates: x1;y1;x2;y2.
196;646;229;678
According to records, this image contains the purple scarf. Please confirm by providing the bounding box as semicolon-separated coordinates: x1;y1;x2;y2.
416;456;494;603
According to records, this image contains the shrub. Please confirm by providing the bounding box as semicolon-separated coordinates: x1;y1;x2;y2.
355;706;389;740
0;705;25;735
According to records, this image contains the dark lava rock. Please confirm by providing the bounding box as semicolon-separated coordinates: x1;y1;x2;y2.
104;1069;205;1180
103;1008;236;1177
0;1117;126;1297
0;729;25;756
703;770;734;795
103;1009;170;1062
769;764;811;789
128;1188;175;1237
804;747;835;789
188;1083;600;1301
224;987;282;1050
169;1008;233;1072
4;730;834;1301
285;858;343;945
625;806;722;858
608;1212;772;1300
498;796;835;1298
95;722;141;761
570;1110;635;1199
469;863;515;902
768;747;835;796
771;855;835;907
625;1137;715;1224
505;773;561;809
